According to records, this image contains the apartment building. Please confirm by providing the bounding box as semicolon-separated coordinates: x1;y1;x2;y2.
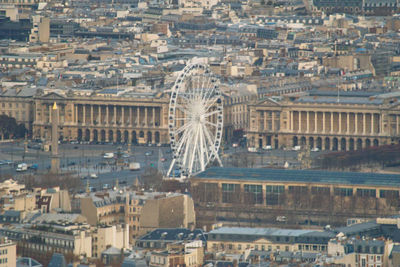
78;190;196;243
0;237;16;267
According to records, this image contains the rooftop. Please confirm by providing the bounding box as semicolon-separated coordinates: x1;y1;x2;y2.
194;167;400;187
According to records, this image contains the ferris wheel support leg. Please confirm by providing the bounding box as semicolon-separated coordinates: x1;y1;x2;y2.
167;158;176;177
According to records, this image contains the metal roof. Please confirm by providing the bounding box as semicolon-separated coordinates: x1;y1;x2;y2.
194;167;400;187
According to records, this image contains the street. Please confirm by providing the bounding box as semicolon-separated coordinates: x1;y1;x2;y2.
0;141;327;191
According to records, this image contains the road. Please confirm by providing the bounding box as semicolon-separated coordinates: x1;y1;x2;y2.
0;141;327;191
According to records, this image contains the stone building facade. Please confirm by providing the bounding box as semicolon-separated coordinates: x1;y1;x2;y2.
33;91;170;145
247;91;400;151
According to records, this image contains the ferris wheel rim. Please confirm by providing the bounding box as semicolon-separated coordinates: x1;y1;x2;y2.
167;63;223;178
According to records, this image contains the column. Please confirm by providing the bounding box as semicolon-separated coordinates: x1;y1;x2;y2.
290;111;294;132
363;113;366;135
346;113;350;134
49;104;52;123
83;105;86;125
74;104;77;123
106;105;109;125
323;112;326;133
299;111;302;133
122;106;125;125
314;112;318;133
90;105;93;125
272;111;275;132
98;106;101;124
264;111;267;131
113;105;117;125
306;111;310;133
330;112;333;133
355;113;358;133
152;107;156;127
371;113;374;134
129;107;133;126
339;112;342;134
145;107;148;126
137;107;140;126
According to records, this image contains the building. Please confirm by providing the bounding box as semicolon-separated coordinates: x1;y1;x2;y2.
0;236;16;267
328;238;387;266
191;167;400;228
247;91;400;151
0;88;36;132
35;187;72;213
207;227;334;254
91;225;129;258
0;224;92;260
33;91;170;145
136;228;206;250
78;190;196;243
149;242;204;267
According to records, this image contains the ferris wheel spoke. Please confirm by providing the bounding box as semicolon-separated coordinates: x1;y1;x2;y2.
204;109;220;118
174;121;192;136
205;121;218;128
203;97;218;112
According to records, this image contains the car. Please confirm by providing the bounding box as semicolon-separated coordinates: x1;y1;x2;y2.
67;162;76;166
262;145;272;150
119;180;127;185
232;143;239;148
145;151;153;156
70;141;79;144
103;153;114;159
276;216;287;222
311;147;320;152
73;146;79;149
90;173;98;179
122;153;130;158
160;157;167;162
292;146;301;151
103;184;111;190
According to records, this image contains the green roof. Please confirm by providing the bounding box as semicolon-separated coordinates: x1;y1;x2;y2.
194;167;400;187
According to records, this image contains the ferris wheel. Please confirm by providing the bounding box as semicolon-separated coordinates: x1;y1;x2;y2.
167;63;223;178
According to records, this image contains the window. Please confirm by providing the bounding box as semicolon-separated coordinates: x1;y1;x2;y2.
357;189;376;197
244;184;263;204
266;185;284;205
222;183;240;203
334;188;353;196
379;190;399;198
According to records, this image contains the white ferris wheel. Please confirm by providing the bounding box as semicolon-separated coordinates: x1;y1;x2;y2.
167;63;223;178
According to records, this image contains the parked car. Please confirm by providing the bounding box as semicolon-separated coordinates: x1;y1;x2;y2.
90;173;98;179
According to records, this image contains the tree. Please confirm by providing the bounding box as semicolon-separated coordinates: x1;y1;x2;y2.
0;114;27;139
140;167;163;190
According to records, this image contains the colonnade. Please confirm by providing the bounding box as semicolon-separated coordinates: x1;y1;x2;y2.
289;111;387;135
73;104;162;128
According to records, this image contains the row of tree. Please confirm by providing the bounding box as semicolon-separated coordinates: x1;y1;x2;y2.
317;144;400;170
0;114;27;139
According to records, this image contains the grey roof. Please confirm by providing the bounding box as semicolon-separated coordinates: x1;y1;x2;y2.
209;227;314;237
194;167;400;187
102;246;122;255
295;96;384;105
138;228;206;242
17;257;43;267
335;221;380;236
208;227;334;244
48;253;67;267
